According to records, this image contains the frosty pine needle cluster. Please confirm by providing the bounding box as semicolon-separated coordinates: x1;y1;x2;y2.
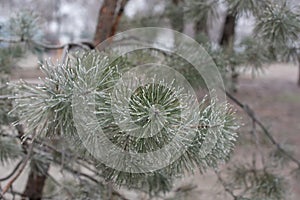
11;50;239;193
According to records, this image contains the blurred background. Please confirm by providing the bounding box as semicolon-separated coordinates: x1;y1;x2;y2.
0;0;300;200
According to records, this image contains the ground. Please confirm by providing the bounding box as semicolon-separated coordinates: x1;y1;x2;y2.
2;57;300;199
233;63;300;200
174;63;300;200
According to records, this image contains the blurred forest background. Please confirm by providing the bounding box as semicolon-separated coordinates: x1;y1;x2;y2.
0;0;300;200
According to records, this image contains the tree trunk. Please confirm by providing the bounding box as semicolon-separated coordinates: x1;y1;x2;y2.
93;0;118;45
220;13;236;48
110;0;128;37
21;164;50;200
169;0;184;33
194;19;207;35
93;0;129;46
194;19;208;43
220;13;237;92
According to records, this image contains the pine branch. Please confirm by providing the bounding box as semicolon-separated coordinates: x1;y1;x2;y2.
47;162;129;200
0;131;102;181
226;91;300;168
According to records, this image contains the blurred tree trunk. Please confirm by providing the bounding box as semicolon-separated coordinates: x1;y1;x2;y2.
220;12;238;92
169;0;184;33
22;165;50;200
94;0;128;45
14;123;49;200
194;19;207;35
111;0;128;37
194;19;209;43
220;14;236;48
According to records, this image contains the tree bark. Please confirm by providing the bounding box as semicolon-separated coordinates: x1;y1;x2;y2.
93;0;128;46
93;0;118;45
220;12;237;92
194;19;209;43
21;164;50;200
110;0;128;37
220;13;236;48
194;19;207;36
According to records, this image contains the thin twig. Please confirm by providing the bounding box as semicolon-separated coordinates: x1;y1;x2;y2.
226;91;300;168
250;111;266;168
214;169;240;200
0;132;100;178
1;140;34;195
0;159;24;182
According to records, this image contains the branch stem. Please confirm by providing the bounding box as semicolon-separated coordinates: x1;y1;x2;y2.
226;91;300;168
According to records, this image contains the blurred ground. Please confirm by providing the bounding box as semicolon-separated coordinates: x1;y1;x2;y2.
180;63;300;200
2;57;300;199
